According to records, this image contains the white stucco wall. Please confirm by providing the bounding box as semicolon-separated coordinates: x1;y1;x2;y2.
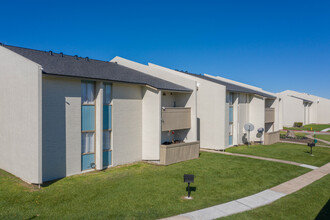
147;63;226;149
0;46;42;184
142;87;161;160
42;76;81;182
146;63;226;150
110;57;198;145
278;92;305;127
316;97;330;123
196;79;226;149
238;95;250;144
249;95;265;142
112;83;143;165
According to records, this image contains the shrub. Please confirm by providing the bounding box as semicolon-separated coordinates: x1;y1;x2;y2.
294;122;303;127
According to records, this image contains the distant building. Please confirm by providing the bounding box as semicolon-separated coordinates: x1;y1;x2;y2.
277;90;330;127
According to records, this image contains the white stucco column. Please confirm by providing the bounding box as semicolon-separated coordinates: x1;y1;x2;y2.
233;93;239;146
95;82;103;170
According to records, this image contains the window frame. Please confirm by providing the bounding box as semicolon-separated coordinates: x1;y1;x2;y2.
81;81;96;158
103;83;112;152
228;92;234;145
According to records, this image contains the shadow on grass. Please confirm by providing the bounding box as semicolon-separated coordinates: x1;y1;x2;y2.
41;178;63;188
27;215;39;220
315;199;330;220
186;186;197;192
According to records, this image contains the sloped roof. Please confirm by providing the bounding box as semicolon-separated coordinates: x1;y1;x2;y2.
2;45;192;92
289;95;313;103
182;72;276;98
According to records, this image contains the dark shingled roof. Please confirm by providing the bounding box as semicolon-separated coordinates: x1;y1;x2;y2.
289;95;313;103
2;45;192;92
181;72;276;99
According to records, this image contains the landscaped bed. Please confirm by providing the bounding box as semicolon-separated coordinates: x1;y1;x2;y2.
223;174;330;220
283;124;330;132
280;131;311;144
226;143;330;167
280;130;330;147
0;152;308;219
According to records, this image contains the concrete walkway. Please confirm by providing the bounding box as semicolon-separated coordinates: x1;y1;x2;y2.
290;130;330;135
280;140;330;148
201;149;319;170
321;128;330;132
162;163;330;220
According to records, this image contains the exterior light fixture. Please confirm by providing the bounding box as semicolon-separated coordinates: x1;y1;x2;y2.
184;174;194;199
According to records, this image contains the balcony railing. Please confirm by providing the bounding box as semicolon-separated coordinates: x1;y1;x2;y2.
264;131;280;145
265;108;275;123
160;141;200;165
161;107;191;131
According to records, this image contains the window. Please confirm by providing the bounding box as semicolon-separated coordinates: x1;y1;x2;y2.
81;81;96;170
226;92;234;105
103;83;112;104
227;92;234;146
103;83;112;151
103;130;111;150
81;132;95;154
229;123;233;136
81;81;95;104
239;94;248;104
229;106;233;123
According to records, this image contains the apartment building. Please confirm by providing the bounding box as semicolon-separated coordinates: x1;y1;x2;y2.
0;45;199;184
110;57;280;150
277;90;330;127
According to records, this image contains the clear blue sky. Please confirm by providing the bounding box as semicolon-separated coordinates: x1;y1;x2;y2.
1;0;329;98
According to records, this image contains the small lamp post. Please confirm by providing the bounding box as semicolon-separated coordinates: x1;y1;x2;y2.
184;174;194;199
307;142;315;156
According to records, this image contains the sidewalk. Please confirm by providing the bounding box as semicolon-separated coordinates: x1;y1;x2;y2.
280;140;330;148
286;130;330;135
201;149;319;169
162;163;330;220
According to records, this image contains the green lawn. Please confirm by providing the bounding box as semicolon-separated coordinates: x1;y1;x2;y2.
0;152;308;219
315;134;330;142
284;124;330;132
280;131;306;138
223;174;330;220
226;143;330;167
295;132;307;138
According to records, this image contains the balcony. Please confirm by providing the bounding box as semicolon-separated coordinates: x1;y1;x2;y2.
160;141;200;165
161;107;191;131
264;131;280;145
265;108;275;123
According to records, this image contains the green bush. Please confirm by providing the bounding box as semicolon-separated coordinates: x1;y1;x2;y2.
294;122;303;127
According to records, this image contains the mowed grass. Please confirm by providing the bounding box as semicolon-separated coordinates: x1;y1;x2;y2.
295;132;307;138
227;143;330;167
223;174;330;220
284;124;330;131
280;131;306;138
0;152;309;220
315;134;330;142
